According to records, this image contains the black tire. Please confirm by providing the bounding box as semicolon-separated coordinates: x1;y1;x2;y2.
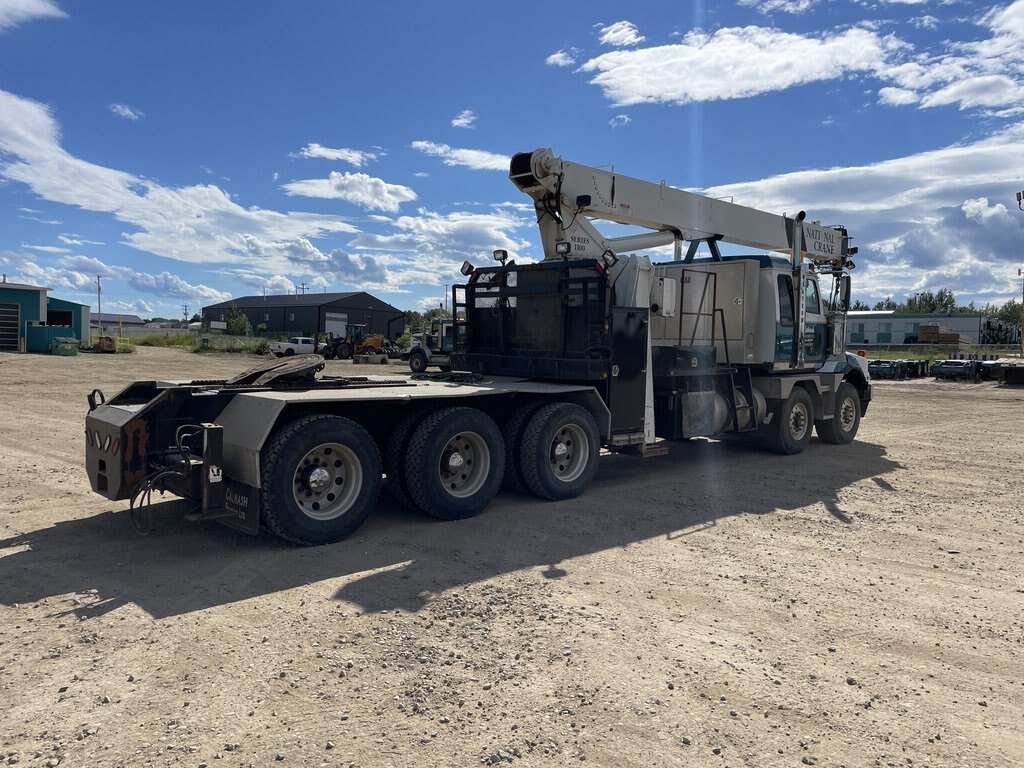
502;401;544;494
284;348;295;357
815;381;861;445
405;407;504;520
260;415;381;545
383;408;430;509
765;386;814;455
519;402;600;501
337;343;353;360
409;350;428;374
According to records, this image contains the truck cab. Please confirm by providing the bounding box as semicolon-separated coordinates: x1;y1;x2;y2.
407;319;453;373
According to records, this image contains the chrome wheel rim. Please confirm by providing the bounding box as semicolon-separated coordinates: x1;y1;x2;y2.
548;423;589;483
292;442;362;520
438;431;490;498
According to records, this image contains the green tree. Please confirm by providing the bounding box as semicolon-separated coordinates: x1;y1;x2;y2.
995;298;1022;324
224;304;251;336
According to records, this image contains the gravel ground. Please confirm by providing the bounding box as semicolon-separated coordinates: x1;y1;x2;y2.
1;347;1022;768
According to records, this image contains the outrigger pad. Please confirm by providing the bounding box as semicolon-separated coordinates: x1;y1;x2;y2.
224;354;326;387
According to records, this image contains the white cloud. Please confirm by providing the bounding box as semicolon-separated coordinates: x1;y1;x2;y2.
0;88;360;274
598;21;645;47
12;253;233;302
580;26;897;106
919;75;1024;110
700;122;1024;305
872;0;1024;114
0;0;66;32
738;0;817;13
281;171;417;213
58;234;103;246
451;110;476;129
109;103;143;121
349;207;532;284
546;50;576;67
295;143;378;167
410;140;509;171
23;244;70;253
609;114;631;128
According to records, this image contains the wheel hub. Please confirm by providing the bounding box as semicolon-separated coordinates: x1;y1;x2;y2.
304;465;332;492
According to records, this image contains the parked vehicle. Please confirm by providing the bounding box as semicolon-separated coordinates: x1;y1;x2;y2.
407;319;453;373
868;359;900;379
85;146;870;546
323;325;399;360
269;336;316;357
931;359;977;379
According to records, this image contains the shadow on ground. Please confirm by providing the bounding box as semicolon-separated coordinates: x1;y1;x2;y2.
0;438;900;619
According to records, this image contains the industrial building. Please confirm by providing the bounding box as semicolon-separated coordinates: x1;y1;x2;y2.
202;291;406;340
0;276;90;352
847;311;1020;347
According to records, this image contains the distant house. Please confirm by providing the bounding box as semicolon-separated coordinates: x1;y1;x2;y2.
92;313;146;333
202;292;405;339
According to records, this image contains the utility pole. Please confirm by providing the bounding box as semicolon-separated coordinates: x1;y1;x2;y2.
96;275;101;339
1018;191;1024;356
183;304;189;325
297;282;308;295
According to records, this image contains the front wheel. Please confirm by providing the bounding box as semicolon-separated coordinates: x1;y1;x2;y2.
764;387;814;455
519;403;600;500
337;342;353;360
815;382;861;445
260;415;381;545
405;407;504;520
409;350;428;373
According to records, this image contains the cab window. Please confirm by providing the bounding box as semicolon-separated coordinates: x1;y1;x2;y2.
804;279;821;315
778;275;794;327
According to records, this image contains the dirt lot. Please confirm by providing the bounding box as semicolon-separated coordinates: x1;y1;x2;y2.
1;347;1022;768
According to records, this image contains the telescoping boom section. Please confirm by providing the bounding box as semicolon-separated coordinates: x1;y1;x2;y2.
84;147;870;547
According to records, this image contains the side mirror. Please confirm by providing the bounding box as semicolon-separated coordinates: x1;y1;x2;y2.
839;274;851;310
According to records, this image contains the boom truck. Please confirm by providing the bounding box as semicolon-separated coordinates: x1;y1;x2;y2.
84;148;870;545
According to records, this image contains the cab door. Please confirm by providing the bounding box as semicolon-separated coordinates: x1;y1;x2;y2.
802;278;828;367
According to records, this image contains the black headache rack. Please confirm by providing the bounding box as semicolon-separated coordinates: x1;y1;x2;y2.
453;259;613;380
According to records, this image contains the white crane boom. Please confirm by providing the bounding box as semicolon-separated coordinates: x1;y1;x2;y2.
510;148;852;266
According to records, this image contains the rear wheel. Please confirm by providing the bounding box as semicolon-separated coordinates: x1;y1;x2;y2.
383;408;430;509
765;387;813;455
815;382;860;445
337;342;353;360
502;402;544;493
409;350;428;373
519;403;600;500
405;407;504;520
261;415;381;545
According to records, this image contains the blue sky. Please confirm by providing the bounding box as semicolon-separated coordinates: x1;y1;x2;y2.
2;0;1023;320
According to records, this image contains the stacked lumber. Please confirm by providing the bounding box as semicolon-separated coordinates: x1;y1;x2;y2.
918;324;970;346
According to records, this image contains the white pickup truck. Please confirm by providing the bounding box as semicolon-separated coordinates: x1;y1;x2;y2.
269;336;316;357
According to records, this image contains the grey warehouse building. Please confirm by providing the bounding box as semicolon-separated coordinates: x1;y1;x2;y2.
202;292;406;340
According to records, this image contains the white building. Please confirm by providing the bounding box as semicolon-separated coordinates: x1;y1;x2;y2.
846;311;1020;346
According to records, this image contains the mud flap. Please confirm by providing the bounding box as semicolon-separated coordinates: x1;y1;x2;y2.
217;478;261;535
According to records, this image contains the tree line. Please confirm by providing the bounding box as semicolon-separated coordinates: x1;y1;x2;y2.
852;288;1022;324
